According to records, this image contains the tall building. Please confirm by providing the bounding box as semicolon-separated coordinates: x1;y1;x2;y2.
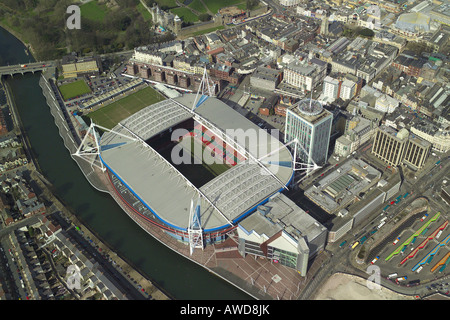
321;17;329;36
339;78;357;101
402;136;431;170
285;98;333;165
372;125;432;169
322;76;340;103
372;125;409;167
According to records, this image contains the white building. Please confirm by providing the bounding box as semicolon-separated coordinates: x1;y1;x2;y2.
375;94;399;113
322;76;340;103
279;0;301;6
283;59;327;92
340;79;357;101
133;49;163;66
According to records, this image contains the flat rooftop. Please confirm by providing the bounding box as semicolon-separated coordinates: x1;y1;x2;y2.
304;158;381;213
238;193;327;253
287;99;332;125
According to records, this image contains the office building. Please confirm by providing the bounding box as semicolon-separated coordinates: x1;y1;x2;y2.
285;98;333;165
372;125;409;167
340;79;357;101
402;136;431;170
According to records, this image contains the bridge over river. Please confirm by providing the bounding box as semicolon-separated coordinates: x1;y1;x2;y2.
0;61;55;77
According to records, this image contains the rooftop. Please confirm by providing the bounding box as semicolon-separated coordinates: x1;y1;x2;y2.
287;99;332;125
99;94;294;232
304;158;382;213
239;193;326;253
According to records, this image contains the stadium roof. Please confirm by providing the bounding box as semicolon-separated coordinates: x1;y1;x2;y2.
99;94;294;232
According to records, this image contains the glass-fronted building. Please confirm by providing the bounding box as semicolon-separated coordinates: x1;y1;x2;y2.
284;99;333;166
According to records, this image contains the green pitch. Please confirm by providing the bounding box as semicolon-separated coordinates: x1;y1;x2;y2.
87;85;165;129
188;137;231;176
58;80;92;100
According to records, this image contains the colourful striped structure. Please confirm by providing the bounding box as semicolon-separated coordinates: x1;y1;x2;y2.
431;252;450;273
400;220;448;265
385;212;440;262
412;233;450;272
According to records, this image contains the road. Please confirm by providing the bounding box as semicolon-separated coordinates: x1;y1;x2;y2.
0;61;53;77
263;0;284;14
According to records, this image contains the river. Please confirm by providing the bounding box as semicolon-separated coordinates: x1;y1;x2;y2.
0;26;251;300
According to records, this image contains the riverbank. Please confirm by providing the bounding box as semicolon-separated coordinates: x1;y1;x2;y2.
1;57;171;299
0;23;36;59
34;71;171;300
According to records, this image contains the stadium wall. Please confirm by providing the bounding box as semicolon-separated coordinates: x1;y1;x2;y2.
100;152;294;244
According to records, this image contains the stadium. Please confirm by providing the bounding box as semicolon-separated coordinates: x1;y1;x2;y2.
93;89;295;252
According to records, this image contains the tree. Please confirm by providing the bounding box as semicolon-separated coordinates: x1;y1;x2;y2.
358;28;375;38
28;226;35;237
144;0;156;6
246;0;259;10
199;13;211;22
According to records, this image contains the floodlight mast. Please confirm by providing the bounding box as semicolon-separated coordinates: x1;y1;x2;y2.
258;138;321;186
192;67;215;111
188;198;204;255
73;122;105;172
73;122;139;172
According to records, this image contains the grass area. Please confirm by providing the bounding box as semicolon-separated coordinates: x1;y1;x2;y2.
80;1;108;22
170;7;199;23
192;25;225;36
204;0;246;14
137;2;152;22
58;80;92;101
188;0;208;13
87;86;165;129
0;17;31;44
236;3;248;10
188;137;231;176
155;0;179;8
